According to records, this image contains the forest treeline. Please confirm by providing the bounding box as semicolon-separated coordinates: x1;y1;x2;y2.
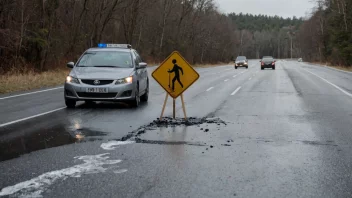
1;0;349;73
298;0;352;66
0;0;235;73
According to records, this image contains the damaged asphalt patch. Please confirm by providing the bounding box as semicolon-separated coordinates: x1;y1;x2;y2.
118;117;228;146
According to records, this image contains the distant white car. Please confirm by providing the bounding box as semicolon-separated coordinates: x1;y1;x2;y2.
298;58;303;62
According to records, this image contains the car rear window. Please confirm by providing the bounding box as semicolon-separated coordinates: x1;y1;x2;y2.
77;51;133;68
263;58;274;61
236;56;246;61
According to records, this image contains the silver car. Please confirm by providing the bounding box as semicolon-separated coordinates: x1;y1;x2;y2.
234;56;248;69
64;44;149;108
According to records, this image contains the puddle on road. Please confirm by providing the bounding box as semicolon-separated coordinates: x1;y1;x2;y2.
0;125;109;162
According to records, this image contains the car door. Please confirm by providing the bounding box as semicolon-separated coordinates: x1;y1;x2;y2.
133;51;147;92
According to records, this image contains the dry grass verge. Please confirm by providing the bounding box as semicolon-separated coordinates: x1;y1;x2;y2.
326;65;352;72
310;62;352;72
0;69;69;94
193;62;231;68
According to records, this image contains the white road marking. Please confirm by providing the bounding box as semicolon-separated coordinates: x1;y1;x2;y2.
304;69;352;98
231;87;242;96
100;141;135;150
206;87;214;92
0;107;66;128
233;75;237;78
249;77;252;80
241;70;248;74
0;154;123;197
0;87;64;100
114;169;128;174
224;79;229;82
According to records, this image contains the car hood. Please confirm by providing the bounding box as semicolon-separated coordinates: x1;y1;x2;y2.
70;67;134;80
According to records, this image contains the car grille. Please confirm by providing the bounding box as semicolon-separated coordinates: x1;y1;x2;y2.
81;80;114;85
77;92;117;98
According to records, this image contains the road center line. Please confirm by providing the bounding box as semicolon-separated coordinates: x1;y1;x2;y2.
0;107;66;128
233;75;237;78
249;77;252;80
206;87;214;92
224;79;229;82
231;87;242;96
0;87;64;100
304;69;352;98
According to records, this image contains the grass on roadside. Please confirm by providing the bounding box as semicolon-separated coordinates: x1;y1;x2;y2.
327;65;352;72
193;62;231;68
0;69;70;94
310;62;352;72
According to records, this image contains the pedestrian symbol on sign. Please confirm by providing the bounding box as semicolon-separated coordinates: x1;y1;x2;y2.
168;59;184;92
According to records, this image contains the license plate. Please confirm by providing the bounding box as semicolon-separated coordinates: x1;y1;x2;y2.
86;88;108;93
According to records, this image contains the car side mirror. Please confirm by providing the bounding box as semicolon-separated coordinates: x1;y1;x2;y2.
67;62;74;68
137;62;147;69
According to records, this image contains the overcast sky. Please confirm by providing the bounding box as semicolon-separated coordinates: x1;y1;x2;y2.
215;0;316;18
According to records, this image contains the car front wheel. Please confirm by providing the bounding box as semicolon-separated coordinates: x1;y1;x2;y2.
141;83;149;102
130;86;140;107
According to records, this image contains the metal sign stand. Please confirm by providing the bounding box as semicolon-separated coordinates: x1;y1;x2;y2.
160;93;187;120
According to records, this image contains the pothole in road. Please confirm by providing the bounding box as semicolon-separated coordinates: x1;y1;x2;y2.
118;117;229;151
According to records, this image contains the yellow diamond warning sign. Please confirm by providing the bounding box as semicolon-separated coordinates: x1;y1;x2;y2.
152;51;199;99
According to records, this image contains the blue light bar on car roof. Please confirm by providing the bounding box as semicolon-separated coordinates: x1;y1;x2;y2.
98;43;132;49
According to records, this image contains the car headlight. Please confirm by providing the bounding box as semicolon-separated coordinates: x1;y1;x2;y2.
116;76;133;84
66;76;80;84
244;62;248;65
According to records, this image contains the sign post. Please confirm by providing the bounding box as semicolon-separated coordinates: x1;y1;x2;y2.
152;51;199;120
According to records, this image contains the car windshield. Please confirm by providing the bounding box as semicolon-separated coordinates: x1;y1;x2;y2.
77;51;132;68
236;56;246;61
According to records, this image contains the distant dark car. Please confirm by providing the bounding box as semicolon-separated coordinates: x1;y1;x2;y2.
260;56;276;70
234;56;248;69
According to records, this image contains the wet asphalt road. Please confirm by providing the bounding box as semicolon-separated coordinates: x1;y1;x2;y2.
1;60;352;197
